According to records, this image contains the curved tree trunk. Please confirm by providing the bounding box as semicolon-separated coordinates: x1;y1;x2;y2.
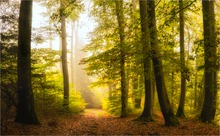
15;0;40;125
147;0;179;126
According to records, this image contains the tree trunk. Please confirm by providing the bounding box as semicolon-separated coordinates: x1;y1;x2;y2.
70;21;75;85
131;0;141;109
197;74;205;112
147;0;179;126
132;76;142;108
200;0;217;123
115;0;128;117
138;0;153;121
171;70;174;107
194;49;198;109
60;0;69;109
176;0;186;118
15;0;40;125
74;21;78;90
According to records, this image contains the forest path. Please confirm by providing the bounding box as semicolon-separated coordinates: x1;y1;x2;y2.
72;109;113;135
2;109;220;135
82;109;110;118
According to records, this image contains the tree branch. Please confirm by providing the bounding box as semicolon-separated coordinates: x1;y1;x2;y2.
160;0;196;29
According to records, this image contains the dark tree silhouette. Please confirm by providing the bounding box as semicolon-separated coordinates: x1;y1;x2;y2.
138;0;154;121
200;0;217;123
15;0;40;125
147;0;179;126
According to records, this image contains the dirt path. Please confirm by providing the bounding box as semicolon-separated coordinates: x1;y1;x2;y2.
2;109;220;135
67;109;111;135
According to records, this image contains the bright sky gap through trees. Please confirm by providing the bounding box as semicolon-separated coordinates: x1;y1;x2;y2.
32;0;96;49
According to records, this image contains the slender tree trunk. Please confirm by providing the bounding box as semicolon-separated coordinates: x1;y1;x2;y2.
171;26;175;108
132;76;138;107
197;74;205;112
186;26;191;64
132;76;142;108
49;21;53;49
138;0;154;121
15;0;39;125
200;0;217;122
115;0;128;117
147;0;179;126
74;21;78;90
176;0;186;118
171;70;174;107
131;0;142;109
70;21;75;85
60;0;69;109
194;49;198;109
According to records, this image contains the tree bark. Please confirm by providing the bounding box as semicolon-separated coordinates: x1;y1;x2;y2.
147;0;179;126
60;0;69;109
115;0;128;117
15;0;40;125
200;0;217;123
138;0;153;121
176;0;186;118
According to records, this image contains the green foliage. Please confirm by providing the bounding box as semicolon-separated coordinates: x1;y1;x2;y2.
102;95;134;116
31;48;86;114
36;0;84;35
79;0;220;123
35;85;86;115
1;1;20;116
82;0;143;116
0;3;86;116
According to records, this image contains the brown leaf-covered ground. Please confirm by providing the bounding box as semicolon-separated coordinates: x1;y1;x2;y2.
1;109;220;135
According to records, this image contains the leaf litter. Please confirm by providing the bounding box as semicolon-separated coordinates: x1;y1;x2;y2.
1;109;220;135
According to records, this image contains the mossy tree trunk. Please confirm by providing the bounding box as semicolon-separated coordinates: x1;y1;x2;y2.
200;0;217;123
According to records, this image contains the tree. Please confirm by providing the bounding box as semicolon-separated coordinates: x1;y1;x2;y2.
200;0;217;123
130;0;143;109
115;0;128;117
15;0;40;124
176;0;186;118
60;0;70;109
147;0;179;126
70;21;75;86
138;0;154;121
35;0;83;109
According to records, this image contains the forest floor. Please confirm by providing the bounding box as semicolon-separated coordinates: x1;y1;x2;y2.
1;109;220;135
